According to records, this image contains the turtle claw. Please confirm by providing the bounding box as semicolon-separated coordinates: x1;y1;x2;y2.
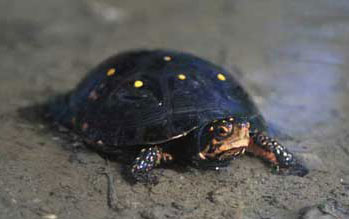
273;161;309;177
249;131;309;177
131;171;159;184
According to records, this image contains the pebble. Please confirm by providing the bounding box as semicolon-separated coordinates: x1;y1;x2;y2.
42;214;58;219
299;207;336;219
299;199;349;219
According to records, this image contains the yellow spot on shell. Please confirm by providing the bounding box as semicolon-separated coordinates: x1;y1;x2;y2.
217;73;226;81
163;56;172;61
107;68;116;76
177;74;186;80
134;80;144;88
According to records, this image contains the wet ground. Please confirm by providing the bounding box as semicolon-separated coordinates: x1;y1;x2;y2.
1;0;349;218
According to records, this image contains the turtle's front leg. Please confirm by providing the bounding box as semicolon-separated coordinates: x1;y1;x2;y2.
130;146;173;183
247;131;308;176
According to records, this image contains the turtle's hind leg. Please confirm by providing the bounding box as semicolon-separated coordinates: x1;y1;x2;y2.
130;146;173;183
247;131;308;177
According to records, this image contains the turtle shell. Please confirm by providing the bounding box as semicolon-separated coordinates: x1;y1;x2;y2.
50;50;266;147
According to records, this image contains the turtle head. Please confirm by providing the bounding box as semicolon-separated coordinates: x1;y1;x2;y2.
197;117;250;163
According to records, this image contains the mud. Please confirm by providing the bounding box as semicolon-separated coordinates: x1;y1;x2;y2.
1;0;349;218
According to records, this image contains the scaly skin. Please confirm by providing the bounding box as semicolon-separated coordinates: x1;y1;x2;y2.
130;147;174;183
248;130;308;176
248;131;294;167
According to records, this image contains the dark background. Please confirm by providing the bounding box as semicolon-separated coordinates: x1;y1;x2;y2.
1;0;349;218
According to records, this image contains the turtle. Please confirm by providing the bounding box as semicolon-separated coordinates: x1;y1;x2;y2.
48;49;308;182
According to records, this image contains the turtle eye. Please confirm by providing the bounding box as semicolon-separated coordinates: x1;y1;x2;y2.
217;126;229;136
218;127;227;134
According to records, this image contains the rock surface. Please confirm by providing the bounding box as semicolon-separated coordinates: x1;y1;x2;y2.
299;199;349;219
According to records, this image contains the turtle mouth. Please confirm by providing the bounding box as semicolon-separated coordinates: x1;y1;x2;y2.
199;119;250;160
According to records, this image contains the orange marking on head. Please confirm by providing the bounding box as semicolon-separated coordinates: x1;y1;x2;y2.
202;121;250;159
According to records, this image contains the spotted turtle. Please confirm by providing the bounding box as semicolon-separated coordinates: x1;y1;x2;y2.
49;50;308;182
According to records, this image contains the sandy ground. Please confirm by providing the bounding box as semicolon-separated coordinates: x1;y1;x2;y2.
1;0;349;218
